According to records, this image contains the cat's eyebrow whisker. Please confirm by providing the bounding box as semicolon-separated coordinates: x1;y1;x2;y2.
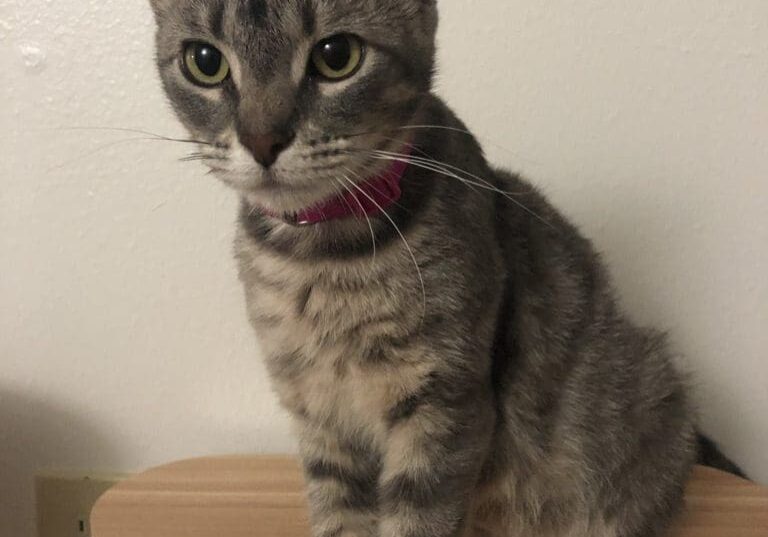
339;175;427;323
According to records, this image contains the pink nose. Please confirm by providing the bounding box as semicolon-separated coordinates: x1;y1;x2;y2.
239;131;294;168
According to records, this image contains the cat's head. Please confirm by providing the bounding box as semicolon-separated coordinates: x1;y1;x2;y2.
150;0;438;215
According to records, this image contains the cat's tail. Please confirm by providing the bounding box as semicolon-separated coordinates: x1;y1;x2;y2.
697;434;748;479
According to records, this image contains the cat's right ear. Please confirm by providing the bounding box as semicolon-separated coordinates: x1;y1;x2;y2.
148;0;171;18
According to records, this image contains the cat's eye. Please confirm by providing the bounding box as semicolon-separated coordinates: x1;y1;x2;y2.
310;34;364;81
183;42;230;87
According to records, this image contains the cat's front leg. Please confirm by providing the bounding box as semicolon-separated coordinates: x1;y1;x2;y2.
378;377;495;537
298;419;381;537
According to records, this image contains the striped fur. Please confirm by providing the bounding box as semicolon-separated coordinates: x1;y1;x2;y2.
150;2;698;536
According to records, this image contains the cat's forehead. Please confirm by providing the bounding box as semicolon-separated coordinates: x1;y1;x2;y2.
153;0;431;80
158;0;420;37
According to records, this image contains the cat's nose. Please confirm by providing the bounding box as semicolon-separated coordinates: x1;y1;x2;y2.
240;131;295;168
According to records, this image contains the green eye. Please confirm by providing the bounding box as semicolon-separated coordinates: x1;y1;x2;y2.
183;42;230;87
311;34;364;81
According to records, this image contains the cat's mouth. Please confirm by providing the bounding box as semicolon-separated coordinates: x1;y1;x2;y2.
256;146;411;227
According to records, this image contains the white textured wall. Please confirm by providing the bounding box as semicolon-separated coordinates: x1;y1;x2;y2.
1;1;766;535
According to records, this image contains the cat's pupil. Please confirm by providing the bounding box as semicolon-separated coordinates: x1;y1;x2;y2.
194;44;222;77
319;37;351;71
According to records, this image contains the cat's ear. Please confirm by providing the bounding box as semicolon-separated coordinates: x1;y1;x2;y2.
415;0;438;23
148;0;171;18
415;0;439;33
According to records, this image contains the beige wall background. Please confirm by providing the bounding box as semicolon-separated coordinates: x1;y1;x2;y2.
1;1;766;535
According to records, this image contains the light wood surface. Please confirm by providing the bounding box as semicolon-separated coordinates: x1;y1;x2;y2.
91;457;768;537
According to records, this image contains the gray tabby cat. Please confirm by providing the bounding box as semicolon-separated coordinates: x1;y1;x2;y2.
148;1;737;536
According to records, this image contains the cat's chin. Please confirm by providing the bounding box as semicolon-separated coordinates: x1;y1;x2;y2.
240;181;342;218
210;168;330;213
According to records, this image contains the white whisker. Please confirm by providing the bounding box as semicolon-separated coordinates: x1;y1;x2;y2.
375;149;530;198
359;150;555;229
339;175;427;323
48;126;213;146
395;124;539;167
338;170;378;270
46;137;157;172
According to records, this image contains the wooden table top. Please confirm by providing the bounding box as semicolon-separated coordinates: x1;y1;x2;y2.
91;456;768;537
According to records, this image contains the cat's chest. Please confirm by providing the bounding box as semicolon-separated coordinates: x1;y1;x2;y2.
253;300;413;438
241;254;398;356
237;247;425;434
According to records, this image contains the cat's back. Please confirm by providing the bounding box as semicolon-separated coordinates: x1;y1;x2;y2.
463;165;696;535
482;165;696;517
489;166;694;430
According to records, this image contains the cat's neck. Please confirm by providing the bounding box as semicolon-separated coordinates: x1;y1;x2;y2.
237;96;489;263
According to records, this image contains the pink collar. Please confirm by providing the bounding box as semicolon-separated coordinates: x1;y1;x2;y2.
276;149;410;226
